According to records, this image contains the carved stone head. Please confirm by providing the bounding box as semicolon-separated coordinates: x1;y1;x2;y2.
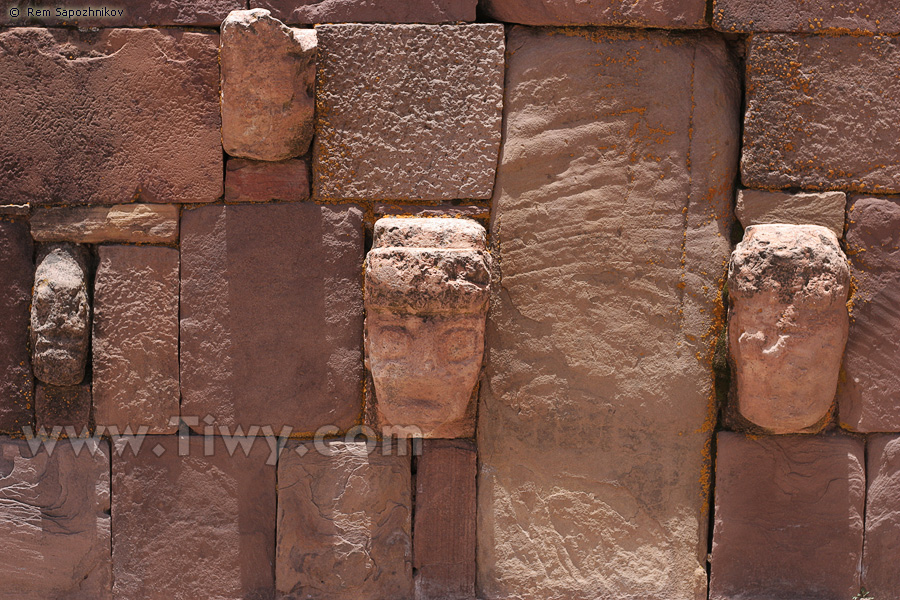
364;218;492;438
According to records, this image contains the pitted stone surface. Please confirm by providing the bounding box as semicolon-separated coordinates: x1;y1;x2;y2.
735;189;846;237
251;0;476;23
224;158;310;203
0;28;222;205
35;382;91;432
313;24;504;201
0;220;34;434
30;204;179;244
713;0;900;34
0;0;242;26
864;434;900;595
481;0;706;27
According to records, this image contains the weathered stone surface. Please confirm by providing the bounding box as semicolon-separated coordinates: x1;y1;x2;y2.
30;204;180;244
277;440;412;599
735;189;846;236
0;438;111;599
30;243;90;386
35;383;91;432
864;434;900;595
743;34;900;193
414;439;476;600
728;224;850;433
93;246;179;434
375;202;489;221
0;220;34;434
0;0;242;26
479;28;740;599
0;205;29;217
713;0;900;34
314;24;504;201
224;158;311;203
221;9;316;162
0;28;222;205
181;203;364;434
251;0;476;23
112;435;275;599
481;0;706;27
710;432;865;600
838;196;900;431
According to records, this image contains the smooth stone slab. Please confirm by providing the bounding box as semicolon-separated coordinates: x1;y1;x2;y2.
250;0;477;23
735;189;846;237
224;158;310;203
0;219;34;435
864;434;900;596
481;0;707;27
30;204;180;244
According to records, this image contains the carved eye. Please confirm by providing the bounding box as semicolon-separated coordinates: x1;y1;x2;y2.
444;328;477;362
373;327;411;361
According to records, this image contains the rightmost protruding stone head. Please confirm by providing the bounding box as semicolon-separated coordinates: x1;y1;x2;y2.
727;224;850;433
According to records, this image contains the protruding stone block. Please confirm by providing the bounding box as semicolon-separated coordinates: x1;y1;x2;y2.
710;432;865;600
30;204;180;244
728;224;850;433
35;382;91;432
713;0;900;34
276;440;412;599
221;9;316;161
481;0;706;27
735;189;846;237
251;0;477;23
864;434;900;595
0;438;111;599
314;24;504;201
0;0;243;26
839;196;900;431
93;246;179;434
0;220;34;434
224;158;310;202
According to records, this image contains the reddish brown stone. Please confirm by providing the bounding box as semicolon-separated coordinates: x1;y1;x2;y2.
35;382;91;433
414;439;476;600
838;196;900;431
30;204;180;244
713;0;900;34
0;219;34;435
375;203;489;221
224;158;311;203
710;432;865;600
251;0;476;23
864;434;900;596
180;203;364;434
0;0;243;26
112;435;275;599
0;28;222;205
481;0;706;27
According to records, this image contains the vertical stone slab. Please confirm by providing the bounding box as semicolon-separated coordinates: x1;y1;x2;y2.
93;246;179;434
0;219;34;434
414;439;476;600
864;434;900;596
0;438;111;599
478;28;740;599
250;0;477;24
35;382;91;432
481;0;707;27
713;0;900;34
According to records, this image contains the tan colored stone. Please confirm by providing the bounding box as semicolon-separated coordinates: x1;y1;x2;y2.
35;382;91;433
481;0;707;27
864;434;900;595
224;158;310;202
251;0;477;24
735;189;846;237
713;0;900;34
30;204;179;244
0;219;34;434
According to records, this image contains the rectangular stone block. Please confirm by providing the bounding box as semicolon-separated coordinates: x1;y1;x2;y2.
314;24;503;201
180;203;364;434
0;437;111;599
276;440;412;599
714;0;900;34
0;219;34;435
735;189;846;237
375;202;489;221
0;205;29;217
864;434;900;596
481;0;706;27
224;158;311;203
743;34;900;193
0;28;222;205
0;0;243;26
710;433;865;600
414;439;476;600
112;435;275;599
30;204;179;244
478;28;740;599
250;0;477;23
93;246;179;434
35;382;91;433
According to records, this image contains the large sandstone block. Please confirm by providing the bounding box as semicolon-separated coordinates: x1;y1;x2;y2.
35;382;91;432
0;28;222;205
481;0;706;27
743;34;900;193
112;435;275;599
478;28;741;599
735;189;846;237
710;433;865;600
224;158;310;203
0;0;242;26
0;220;34;434
276;440;412;599
314;24;504;201
864;434;900;595
714;0;900;34
181;203;364;434
839;196;900;431
251;0;476;23
30;204;180;244
0;438;111;599
93;246;179;434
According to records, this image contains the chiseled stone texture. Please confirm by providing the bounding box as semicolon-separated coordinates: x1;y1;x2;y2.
314;24;504;201
0;0;242;26
35;382;91;432
727;224;850;433
221;10;316;162
864;434;900;595
838;196;900;431
251;0;476;23
181;203;364;434
743;34;900;193
0;220;34;435
277;440;412;599
713;0;900;34
735;189;846;237
0;438;111;599
0;28;221;205
479;28;740;599
710;432;865;600
93;246;179;434
30;204;180;244
414;439;476;600
112;435;275;599
224;158;311;203
481;0;706;27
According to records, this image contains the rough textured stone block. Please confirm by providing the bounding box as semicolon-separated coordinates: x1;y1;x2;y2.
0;0;243;26
375;202;489;220
0;438;111;599
864;434;900;595
0;220;34;435
728;224;850;433
713;0;900;34
314;24;504;201
0;28;222;205
35;382;91;432
251;0;476;23
112;435;275;599
224;158;311;203
93;246;179;434
710;432;865;600
743;34;900;193
481;0;706;27
478;28;740;599
414;439;476;600
30;204;179;244
221;9;316;161
838;196;900;431
735;189;846;236
277;440;412;599
181;203;364;434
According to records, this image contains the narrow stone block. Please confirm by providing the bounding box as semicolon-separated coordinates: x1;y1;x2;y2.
35;382;91;433
0;0;243;26
481;0;706;27
224;158;311;203
864;434;900;596
714;0;900;34
30;204;180;244
0;220;34;435
735;189;846;237
250;0;477;23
